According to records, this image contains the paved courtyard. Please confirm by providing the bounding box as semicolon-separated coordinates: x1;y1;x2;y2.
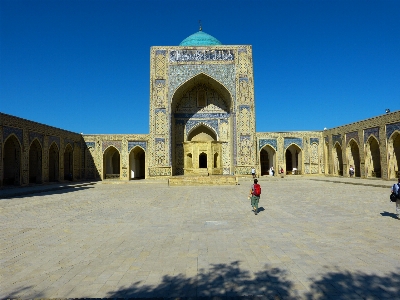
1;176;399;299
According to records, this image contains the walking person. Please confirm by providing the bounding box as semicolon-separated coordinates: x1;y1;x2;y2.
391;177;400;219
249;179;261;215
251;167;256;179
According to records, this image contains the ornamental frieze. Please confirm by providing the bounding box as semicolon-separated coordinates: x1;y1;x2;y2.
284;137;303;149
259;139;277;151
364;127;380;144
169;49;235;62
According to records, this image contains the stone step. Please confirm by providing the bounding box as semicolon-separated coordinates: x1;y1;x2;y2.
168;175;237;186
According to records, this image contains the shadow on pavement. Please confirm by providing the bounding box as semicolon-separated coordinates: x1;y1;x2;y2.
0;182;97;200
380;211;399;219
305;269;400;299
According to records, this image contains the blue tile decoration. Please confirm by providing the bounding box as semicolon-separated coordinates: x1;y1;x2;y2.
155;50;166;55
169;49;234;62
284;137;303;149
168;64;236;105
220;119;228;124
186;120;218;137
346;131;359;145
29;131;44;147
310;138;319;145
332;134;342;146
64;138;75;149
174;113;229;119
128;141;147;152
259;139;277;151
48;136;60;150
85;142;95;149
239;77;249;82
364;127;380;144
102;141;121;152
155;79;165;85
155;138;165;143
238;48;247;53
3;126;23;146
239;105;250;111
155;108;166;114
386;122;400;139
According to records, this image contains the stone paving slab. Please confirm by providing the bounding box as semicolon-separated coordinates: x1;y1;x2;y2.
1;176;399;299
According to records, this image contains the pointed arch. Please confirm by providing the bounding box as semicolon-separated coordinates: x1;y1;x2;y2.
333;142;344;176
103;146;120;179
387;130;400;179
3;135;22;186
48;142;59;182
365;135;381;178
64;143;73;181
187;123;218;141
29;138;42;183
285;144;302;174
260;145;276;176
347;139;361;177
129;146;146;179
171;72;232;112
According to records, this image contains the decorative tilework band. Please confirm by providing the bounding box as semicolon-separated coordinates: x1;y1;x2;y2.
284;137;303;149
364;127;380;144
386;122;400;139
259;139;277;151
128;141;147;152
346;131;359;145
29;131;44;147
3;126;23;146
332;134;342;146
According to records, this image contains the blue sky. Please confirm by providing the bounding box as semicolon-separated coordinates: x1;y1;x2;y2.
1;0;399;134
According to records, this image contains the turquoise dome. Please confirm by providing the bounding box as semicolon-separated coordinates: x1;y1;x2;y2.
179;31;222;46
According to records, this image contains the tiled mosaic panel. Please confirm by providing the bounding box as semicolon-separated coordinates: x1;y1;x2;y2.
332;134;342;146
311;143;319;164
386;122;400;139
222;142;230;174
3;126;23;146
346;131;359;145
310;138;319;145
155;138;166;166
168;64;236;105
155;109;167;135
128;141;147;152
364;127;380;144
48;136;60;150
174;84;229;114
239;135;251;165
102;141;121;153
29;132;44;147
259;139;277;151
283;137;303;149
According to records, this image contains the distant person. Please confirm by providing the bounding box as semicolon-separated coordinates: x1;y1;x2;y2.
391;177;400;219
251;167;256;178
248;179;261;215
269;166;274;176
349;165;355;177
280;167;284;174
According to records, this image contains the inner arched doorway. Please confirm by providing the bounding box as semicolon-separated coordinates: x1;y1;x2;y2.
365;136;381;178
129;147;145;179
103;146;120;179
388;131;400;179
285;144;302;174
333;143;343;176
260;145;275;175
347;140;361;177
199;152;207;168
3;135;21;186
49;143;59;182
29;139;42;184
64;144;73;181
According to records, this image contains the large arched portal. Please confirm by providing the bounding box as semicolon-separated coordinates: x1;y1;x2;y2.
64;144;73;181
365;136;381;178
129;147;145;179
347;140;361;177
260;145;275;175
171;73;232;176
333;143;343;176
3;135;21;186
48;143;59;182
388;131;400;179
29;139;42;184
103;146;120;179
285;144;302;174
